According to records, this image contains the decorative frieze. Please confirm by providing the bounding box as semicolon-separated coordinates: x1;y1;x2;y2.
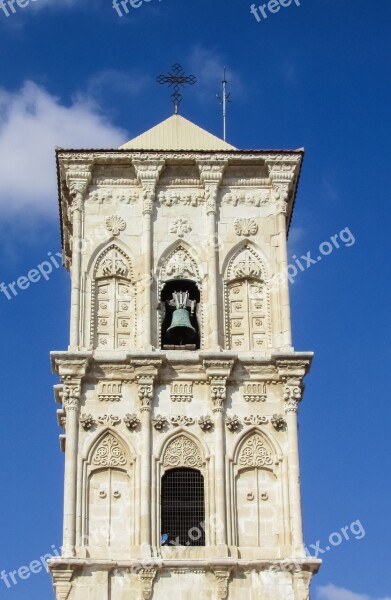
171;380;193;402
243;382;267;402
98;381;122;402
222;190;270;206
157;189;204;206
86;189;139;205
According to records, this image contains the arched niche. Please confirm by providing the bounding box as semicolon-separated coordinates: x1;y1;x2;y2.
231;429;283;549
90;244;136;350
81;431;136;553
223;244;271;351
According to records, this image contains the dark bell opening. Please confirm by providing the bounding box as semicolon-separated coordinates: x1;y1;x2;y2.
161;280;200;349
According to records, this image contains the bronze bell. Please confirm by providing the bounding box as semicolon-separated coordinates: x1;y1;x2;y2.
166;308;196;344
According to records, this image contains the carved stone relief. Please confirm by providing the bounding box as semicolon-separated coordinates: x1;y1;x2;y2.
162;435;203;468
92;433;127;468
238;433;273;468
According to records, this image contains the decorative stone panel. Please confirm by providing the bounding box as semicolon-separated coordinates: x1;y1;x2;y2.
171;380;193;402
98;381;122;402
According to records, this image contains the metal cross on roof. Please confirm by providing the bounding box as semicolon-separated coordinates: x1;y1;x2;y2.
157;63;197;114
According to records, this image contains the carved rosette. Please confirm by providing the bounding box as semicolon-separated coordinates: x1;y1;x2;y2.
124;413;140;430
152;415;168;431
225;415;241;432
198;415;214;431
271;414;286;430
169;218;192;238
80;413;95;430
139;568;157;600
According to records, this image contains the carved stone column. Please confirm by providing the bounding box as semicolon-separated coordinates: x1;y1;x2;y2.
204;360;234;549
199;162;227;350
133;360;162;552
267;161;297;350
66;169;91;350
133;161;164;350
55;358;89;558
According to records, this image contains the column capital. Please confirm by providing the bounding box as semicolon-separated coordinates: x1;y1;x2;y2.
66;167;92;209
53;356;91;379
204;359;234;413
198;161;227;214
213;568;232;600
133;160;165;214
132;359;163;412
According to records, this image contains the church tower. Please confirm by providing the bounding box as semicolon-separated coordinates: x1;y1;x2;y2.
49;112;320;600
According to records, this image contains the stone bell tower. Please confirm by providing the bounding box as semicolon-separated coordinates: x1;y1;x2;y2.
49;113;321;600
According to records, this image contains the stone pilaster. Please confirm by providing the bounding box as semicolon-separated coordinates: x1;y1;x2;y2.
133;160;165;350
267;161;297;350
199;161;227;350
277;358;311;557
132;359;162;552
55;358;90;558
204;359;234;548
66;169;91;350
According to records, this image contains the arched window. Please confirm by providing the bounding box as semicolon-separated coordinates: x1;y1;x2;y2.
91;245;135;350
161;468;205;546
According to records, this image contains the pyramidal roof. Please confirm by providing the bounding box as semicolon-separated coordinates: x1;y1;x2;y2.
120;114;236;151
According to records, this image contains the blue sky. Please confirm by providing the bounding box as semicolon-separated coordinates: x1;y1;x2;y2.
0;0;389;598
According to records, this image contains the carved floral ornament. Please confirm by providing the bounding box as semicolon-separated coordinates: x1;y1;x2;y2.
169;218;192;238
283;381;302;413
162;435;203;468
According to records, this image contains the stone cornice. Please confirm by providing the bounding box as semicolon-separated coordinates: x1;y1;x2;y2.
47;557;321;574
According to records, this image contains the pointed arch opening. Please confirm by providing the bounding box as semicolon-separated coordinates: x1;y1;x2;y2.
158;243;203;350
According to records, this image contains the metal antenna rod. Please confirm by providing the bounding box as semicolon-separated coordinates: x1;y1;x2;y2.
222;67;228;142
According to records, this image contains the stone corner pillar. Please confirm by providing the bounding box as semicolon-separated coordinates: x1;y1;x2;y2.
56;358;90;558
66;168;92;350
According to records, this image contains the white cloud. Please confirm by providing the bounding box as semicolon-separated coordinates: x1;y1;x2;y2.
317;584;391;600
0;81;127;216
